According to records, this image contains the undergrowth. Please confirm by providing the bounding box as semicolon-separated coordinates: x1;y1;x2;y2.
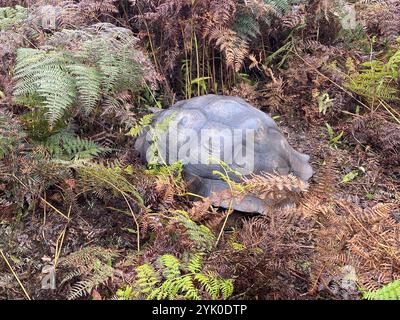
0;0;398;301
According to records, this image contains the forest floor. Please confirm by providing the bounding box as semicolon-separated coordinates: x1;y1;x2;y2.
0;0;399;300
1;119;397;300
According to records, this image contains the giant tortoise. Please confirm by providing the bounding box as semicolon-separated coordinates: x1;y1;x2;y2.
134;95;313;213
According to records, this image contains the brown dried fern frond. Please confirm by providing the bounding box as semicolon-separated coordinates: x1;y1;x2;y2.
308;160;336;199
189;199;228;233
209;27;249;72
243;172;309;202
155;179;176;208
261;77;290;112
216;207;315;299
350;113;400;167
357;0;400;43
310;198;400;296
282;10;306;29
78;0;118;19
229;82;260;106
209;0;237;24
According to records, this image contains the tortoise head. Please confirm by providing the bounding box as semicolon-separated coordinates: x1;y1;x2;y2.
288;150;314;182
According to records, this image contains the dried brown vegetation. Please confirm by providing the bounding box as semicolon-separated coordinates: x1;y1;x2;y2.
0;0;399;301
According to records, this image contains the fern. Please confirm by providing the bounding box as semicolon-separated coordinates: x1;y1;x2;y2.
128;113;155;137
146;161;184;187
13;48;77;125
67;64;102;115
172;210;216;252
0;5;28;31
42;131;107;161
0;111;25;159
241;0;301;26
131;253;234;300
71;161;145;208
159;254;181;279
345;49;400;103
77;35;144;96
209;0;302;71
233;13;260;41
363;280;400;300
13;24;153;127
67;264;115;300
210;27;249;72
187;253;203;274
135;264;160;295
60;246;119;300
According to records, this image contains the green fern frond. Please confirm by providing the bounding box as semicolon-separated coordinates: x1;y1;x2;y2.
194;272;233;300
43;131;106;160
266;0;291;15
233;14;260;41
182;275;201;300
132;253;234;300
242;0;299;25
67;64;102;114
187;254;204;274
61;246;119;268
13;24;153;130
60;269;81;286
37;67;76;124
0;6;28;30
67;263;115;300
14;48;76;124
172;210;216;252
128;113;155;137
146;161;184;186
136;264;160;295
158;254;181;279
345;49;400;104
79;37;144;95
71;162;145;207
220;279;234;300
363;280;400;300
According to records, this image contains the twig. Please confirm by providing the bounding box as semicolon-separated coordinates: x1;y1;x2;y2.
39;197;70;221
0;249;32;300
54;206;71;268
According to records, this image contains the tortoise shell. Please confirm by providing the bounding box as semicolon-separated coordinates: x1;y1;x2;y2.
135;95;313;213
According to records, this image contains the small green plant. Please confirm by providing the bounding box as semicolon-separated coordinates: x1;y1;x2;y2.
73;162;145;209
341;166;366;184
129;112;181;189
125;253;233;300
316;92;335;115
190;76;211;96
127;114;155;138
130;112;177;166
116;286;134;300
42;131;107;161
147;161;184;186
363;280;400;300
341;171;359;184
345;48;400;103
345;46;400;123
365;192;374;200
325;123;344;149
